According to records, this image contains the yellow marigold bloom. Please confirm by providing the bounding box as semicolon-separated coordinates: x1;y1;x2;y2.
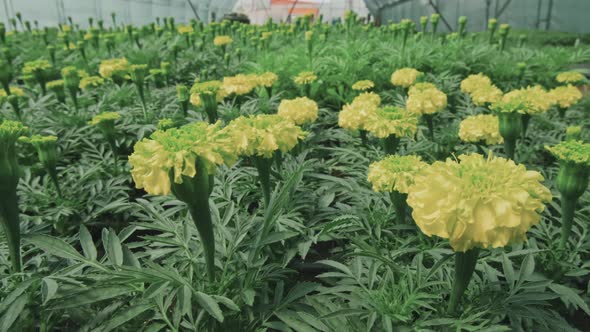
549;85;583;109
368;155;427;194
352;80;374;91
189;80;227;106
502;86;553;114
129;122;237;196
0;87;25;102
277;97;319;125
407;153;552;252
89;112;120;126
469;85;503;106
223;114;306;158
391;68;422;88
79;76;105;90
177;25;194;34
338;92;381;131
213;35;233;46
406;83;447;115
460;74;492;94
257;72;278;87
305;30;313;41
293;71;317;85
546;140;590;166
83;33;93;41
364;106;419;138
222;74;259;95
556;71;586;84
459;114;503;145
22;59;52;75
98;58;129;79
261;32;273;40
46;79;64;89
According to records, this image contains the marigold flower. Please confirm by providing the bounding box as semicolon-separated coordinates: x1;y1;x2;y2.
501;86;553;114
189;80;227;106
293;71;317;85
79;76;105;90
338;92;381;131
0;87;24;102
129;122;237;196
99;58;129;79
406;83;447;115
548;85;583;109
22;59;52;75
407;153;552;252
391;68;421;88
469;85;502;106
222;114;306;158
556;71;586;84
459;114;503;145
368;155;427;194
364;106;419;138
257;72;278;87
352;80;374;91
546;140;590;166
277;97;319;125
213;35;233;46
460;74;492;94
222;74;259;95
89;112;121;126
177;25;194;35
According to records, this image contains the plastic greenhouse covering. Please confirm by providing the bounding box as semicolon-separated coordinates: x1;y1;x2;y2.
1;0;238;28
364;0;590;33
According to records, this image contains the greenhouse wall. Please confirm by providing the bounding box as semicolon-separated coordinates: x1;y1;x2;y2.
364;0;590;33
1;0;237;28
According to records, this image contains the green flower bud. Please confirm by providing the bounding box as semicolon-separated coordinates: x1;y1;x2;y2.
0;120;28;272
176;84;189;102
566;126;582;141
130;64;148;84
157;118;176;131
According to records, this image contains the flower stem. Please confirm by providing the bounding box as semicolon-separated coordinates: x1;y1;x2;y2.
0;183;21;273
521;114;531;138
448;248;479;313
503;136;516;161
359;130;368;145
254;156;273;208
383;135;400;155
389;191;408;224
424;114;435;140
172;158;216;282
559;197;577;249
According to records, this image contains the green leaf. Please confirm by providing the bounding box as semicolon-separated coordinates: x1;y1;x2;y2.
549;283;590;315
104;229;123;266
282;282;318;306
195;291;224;322
260;231;299;246
275;310;317;332
0;278;36;313
100;304;152;332
79;225;97;261
122;245;141;268
178;285;192;316
0;294;27;332
41;278;58;305
212;295;240;311
50;285;134;310
242;289;256;306
501;254;515;289
317;260;353;276
27;235;85;262
517;254;535;286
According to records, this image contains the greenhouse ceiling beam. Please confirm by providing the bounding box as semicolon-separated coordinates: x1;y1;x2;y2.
428;0;452;31
186;0;201;20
